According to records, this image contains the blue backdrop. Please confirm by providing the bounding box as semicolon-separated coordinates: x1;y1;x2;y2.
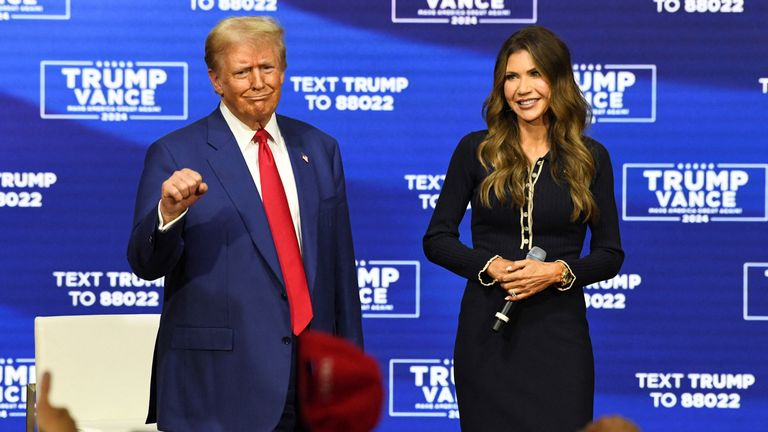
1;1;767;431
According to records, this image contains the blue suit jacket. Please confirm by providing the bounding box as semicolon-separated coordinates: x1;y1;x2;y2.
127;109;363;431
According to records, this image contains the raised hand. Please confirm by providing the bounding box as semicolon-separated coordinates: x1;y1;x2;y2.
159;168;208;224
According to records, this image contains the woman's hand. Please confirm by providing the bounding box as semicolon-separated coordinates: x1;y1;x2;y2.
492;258;562;301
485;257;517;282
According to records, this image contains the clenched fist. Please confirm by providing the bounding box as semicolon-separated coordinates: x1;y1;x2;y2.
160;168;208;224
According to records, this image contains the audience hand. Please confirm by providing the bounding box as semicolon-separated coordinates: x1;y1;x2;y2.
583;415;640;432
36;371;77;432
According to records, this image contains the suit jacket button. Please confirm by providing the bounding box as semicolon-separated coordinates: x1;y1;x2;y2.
282;337;291;345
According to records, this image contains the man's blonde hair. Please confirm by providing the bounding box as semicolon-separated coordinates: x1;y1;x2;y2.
204;16;286;71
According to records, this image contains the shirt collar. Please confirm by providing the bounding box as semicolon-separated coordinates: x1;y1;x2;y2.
218;102;283;151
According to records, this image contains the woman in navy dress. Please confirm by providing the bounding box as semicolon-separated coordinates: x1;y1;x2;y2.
423;26;624;431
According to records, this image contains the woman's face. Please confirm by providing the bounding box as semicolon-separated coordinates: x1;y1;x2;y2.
503;50;551;127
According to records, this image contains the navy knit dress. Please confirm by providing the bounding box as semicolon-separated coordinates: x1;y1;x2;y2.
423;131;624;432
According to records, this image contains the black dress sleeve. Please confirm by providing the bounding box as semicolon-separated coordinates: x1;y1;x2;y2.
423;132;497;282
566;139;624;285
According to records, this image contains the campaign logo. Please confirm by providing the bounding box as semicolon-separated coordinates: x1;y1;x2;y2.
391;0;536;25
40;60;188;122
189;0;278;12
653;0;745;14
404;174;445;210
584;273;642;310
53;270;163;309
0;357;34;421
574;64;656;123
760;77;768;94
0;0;70;21
290;75;409;112
623;163;768;223
636;371;755;409
0;171;56;208
744;263;768;321
358;260;420;318
389;358;459;419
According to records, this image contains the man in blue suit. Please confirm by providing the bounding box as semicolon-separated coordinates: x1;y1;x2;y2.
127;16;363;431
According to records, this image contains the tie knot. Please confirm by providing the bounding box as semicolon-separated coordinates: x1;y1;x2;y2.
254;128;271;146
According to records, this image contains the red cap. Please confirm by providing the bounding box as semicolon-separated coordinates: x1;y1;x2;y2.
298;331;383;432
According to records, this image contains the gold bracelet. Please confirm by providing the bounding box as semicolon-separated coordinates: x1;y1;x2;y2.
478;255;501;286
555;259;575;291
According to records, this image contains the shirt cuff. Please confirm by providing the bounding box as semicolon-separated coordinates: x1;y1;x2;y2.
157;201;187;232
478;255;501;286
555;259;576;291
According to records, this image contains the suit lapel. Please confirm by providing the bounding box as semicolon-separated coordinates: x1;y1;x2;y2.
204;110;284;284
279;118;319;294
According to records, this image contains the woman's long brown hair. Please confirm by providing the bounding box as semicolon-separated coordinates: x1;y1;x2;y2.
477;26;598;222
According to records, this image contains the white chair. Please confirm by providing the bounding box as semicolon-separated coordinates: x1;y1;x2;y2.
28;314;160;432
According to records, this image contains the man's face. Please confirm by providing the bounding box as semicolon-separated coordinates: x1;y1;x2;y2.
208;41;284;129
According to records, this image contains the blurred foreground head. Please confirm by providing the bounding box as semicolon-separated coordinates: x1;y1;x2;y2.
298;331;383;432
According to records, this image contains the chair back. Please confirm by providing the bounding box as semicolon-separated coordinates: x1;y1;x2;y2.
34;314;159;430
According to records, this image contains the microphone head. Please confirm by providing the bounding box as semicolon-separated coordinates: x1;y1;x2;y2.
526;246;547;261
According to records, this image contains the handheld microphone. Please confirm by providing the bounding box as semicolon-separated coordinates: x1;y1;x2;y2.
491;246;547;332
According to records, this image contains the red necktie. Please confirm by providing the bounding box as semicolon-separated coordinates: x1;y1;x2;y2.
255;128;313;335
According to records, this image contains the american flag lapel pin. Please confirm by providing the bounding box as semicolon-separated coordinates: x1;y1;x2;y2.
301;153;309;164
